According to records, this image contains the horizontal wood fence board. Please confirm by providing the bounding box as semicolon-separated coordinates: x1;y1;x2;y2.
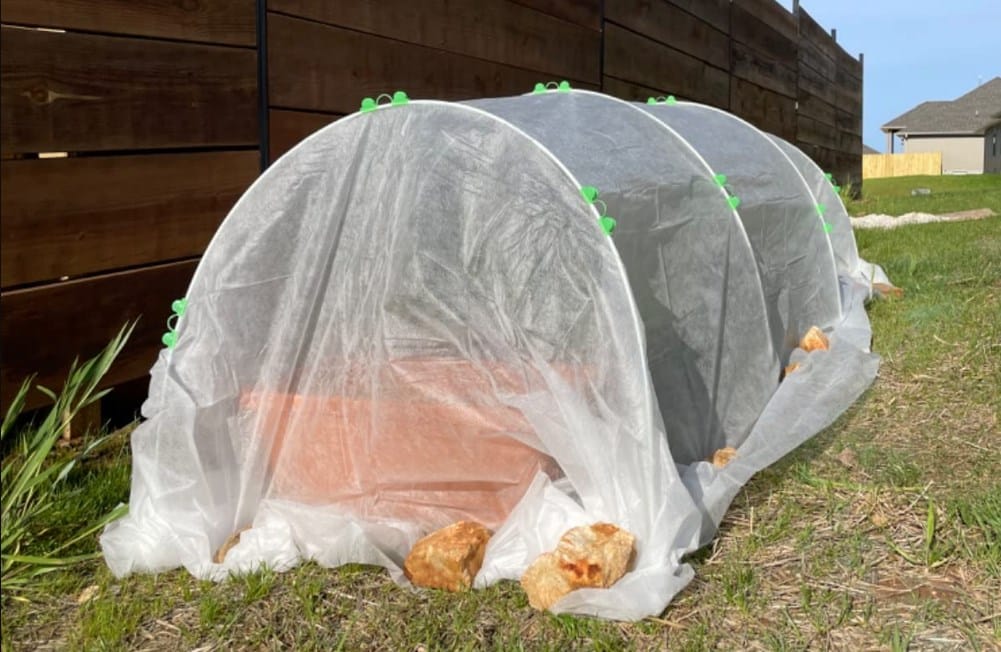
603;23;729;108
799;116;859;154
732;0;797;43
604;0;729;70
797;59;839;108
797;89;837;128
267;13;597;113
0;259;198;411
835;108;862;138
835;46;863;82
0;0;255;47
797;8;843;65
730;3;797;63
268;0;600;83
509;0;602;30
731;77;796;140
1;151;257;287
730;39;797;98
269;109;340;162
602;75;672;103
0;27;258;154
661;0;730;35
798;37;837;82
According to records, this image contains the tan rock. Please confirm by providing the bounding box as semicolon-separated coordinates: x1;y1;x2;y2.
213;527;249;564
521;522;635;610
404;521;492;592
708;447;737;468
799;326;830;352
783;362;801;378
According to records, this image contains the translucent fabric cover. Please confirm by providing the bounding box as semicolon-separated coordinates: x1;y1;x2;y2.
101;101;701;619
768;135;861;277
468;92;777;465
640;103;842;360
102;91;884;621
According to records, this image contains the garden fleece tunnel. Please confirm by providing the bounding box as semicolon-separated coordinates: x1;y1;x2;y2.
102;89;887;620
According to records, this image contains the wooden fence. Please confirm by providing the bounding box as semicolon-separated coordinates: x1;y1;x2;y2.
863;152;942;179
0;0;862;412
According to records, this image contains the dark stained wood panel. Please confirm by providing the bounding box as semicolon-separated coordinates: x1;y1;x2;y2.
509;0;602;30
0;0;255;47
664;0;730;34
268;0;601;83
269;109;340;162
798;37;837;83
836;108;862;138
730;3;797;63
731;39;797;98
797;90;837;128
1;151;257;287
0;27;258;154
602;76;672;104
730;77;795;140
0;260;198;411
797;8;842;65
797;58;839;107
797;114;848;151
602;23;729;108
604;0;729;70
267;14;597;113
734;0;797;43
835;46;863;82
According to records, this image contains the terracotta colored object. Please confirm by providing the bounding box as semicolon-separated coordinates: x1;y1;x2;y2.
242;359;562;529
521;523;635;610
404;521;492;591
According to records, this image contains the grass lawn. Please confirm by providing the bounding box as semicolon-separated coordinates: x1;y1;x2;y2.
846;174;1001;217
2;192;999;650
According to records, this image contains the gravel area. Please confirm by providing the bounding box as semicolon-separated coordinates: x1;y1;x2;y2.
852;208;995;229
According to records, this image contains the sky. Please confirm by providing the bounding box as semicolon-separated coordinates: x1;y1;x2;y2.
777;0;1001;152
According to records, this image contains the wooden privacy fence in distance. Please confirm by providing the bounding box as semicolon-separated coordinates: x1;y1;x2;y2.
863;152;942;179
0;0;862;412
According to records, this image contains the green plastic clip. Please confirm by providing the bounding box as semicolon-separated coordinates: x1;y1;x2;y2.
580;186;599;203
833;185;842;193
665;95;677;105
534;81;571;93
727;196;741;210
825;172;834;181
823;221;833;233
713;173;727;187
817;203;827;216
600;216;617;235
162;296;187;348
361;91;409;113
646;95;678;105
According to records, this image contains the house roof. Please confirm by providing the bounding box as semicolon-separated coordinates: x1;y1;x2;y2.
882;77;1001;136
862;144;880;154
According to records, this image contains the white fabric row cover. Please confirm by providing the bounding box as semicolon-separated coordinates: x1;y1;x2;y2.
102;89;882;620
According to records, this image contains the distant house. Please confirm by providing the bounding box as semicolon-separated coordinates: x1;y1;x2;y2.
862;144;880;155
881;77;1001;174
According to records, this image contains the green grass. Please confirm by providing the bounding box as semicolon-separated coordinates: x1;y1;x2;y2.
2;216;1000;650
845;173;1001;217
